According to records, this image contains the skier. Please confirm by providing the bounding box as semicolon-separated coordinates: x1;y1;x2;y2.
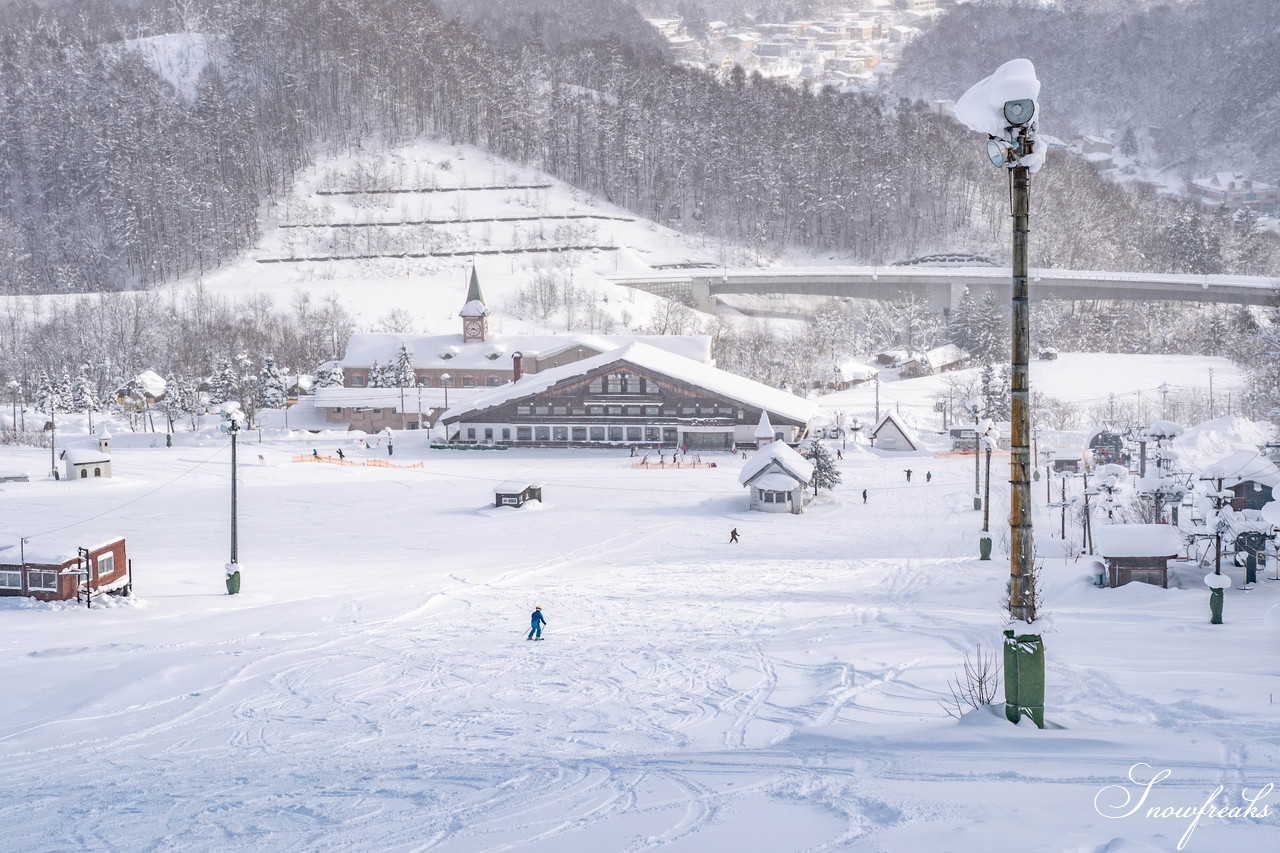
904;468;913;482
862;489;868;503
311;449;318;458
729;528;739;543
527;606;546;640
926;471;932;483
336;448;345;460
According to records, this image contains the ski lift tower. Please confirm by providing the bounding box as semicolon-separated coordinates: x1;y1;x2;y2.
956;58;1045;728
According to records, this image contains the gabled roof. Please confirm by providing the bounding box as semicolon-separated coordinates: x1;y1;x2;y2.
739;440;814;487
755;410;775;439
62;448;109;465
871;411;921;450
339;333;711;372
1092;524;1183;558
445;342;818;425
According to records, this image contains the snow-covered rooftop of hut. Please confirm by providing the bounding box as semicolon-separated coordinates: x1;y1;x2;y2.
62;448;110;465
739;440;814;487
1092;524;1184;558
449;342;819;426
1201;450;1280;488
494;481;540;494
0;537;124;566
338;333;711;372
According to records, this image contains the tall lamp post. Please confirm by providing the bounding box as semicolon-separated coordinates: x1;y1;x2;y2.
439;373;451;443
220;402;245;595
957;58;1044;728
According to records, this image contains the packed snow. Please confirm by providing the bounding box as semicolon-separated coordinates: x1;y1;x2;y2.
2;351;1278;852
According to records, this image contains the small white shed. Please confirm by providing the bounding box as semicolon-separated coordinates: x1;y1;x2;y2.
739;440;814;514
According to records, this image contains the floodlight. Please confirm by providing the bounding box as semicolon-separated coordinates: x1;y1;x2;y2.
987;138;1013;167
1003;99;1035;127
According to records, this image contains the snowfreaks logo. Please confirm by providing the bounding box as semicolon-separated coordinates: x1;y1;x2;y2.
1094;763;1274;850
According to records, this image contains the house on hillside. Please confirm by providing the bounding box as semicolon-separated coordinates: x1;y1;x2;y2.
1093;524;1183;589
0;537;128;601
441;342;816;450
1189;172;1278;215
113;370;166;409
870;412;920;452
317;269;712;433
739;440;814;514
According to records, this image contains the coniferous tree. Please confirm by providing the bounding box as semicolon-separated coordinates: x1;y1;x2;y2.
392;344;416;389
72;370;100;415
803;440;842;494
258;354;287;410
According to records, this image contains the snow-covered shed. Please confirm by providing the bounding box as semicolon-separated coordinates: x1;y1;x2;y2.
1093;524;1184;589
869;412;920;452
1203;450;1280;512
114;369;167;407
739;440;814;514
493;481;542;508
0;537;128;601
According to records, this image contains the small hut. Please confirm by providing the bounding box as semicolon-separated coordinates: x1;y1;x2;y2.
0;537;128;601
1092;524;1183;589
869;412;920;452
493;481;542;508
739;440;814;514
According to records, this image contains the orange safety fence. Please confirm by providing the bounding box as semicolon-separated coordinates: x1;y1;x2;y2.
631;460;717;469
291;454;422;470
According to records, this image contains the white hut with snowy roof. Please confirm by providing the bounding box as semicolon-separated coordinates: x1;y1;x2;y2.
739;440;814;514
1203;450;1280;512
869;412;920;452
60;426;113;480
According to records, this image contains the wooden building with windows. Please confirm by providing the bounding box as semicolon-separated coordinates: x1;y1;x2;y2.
0;537;128;601
1093;524;1183;589
442;342;816;450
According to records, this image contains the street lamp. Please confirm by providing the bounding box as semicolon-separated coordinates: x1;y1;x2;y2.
220;401;245;595
439;373;451;442
957;57;1044;727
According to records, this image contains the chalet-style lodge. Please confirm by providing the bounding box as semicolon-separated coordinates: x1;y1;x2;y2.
316;270;818;447
443;342;816;450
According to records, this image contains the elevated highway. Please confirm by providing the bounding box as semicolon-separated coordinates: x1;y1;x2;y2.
609;266;1279;316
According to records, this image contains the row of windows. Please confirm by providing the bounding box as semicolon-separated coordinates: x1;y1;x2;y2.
516;404;739;418
0;555;114;591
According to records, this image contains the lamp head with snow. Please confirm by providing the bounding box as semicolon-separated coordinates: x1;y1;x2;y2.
1003;98;1035;127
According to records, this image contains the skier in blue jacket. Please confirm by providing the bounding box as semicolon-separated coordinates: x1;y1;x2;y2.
527;606;546;640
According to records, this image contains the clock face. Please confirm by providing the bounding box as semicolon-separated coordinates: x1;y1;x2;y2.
465;320;481;338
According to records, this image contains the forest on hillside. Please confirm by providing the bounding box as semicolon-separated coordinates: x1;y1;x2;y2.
892;0;1280;186
0;0;1275;302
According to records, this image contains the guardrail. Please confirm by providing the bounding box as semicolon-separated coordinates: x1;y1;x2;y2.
292;455;423;469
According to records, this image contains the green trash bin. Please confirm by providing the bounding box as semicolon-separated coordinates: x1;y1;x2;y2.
1003;629;1045;728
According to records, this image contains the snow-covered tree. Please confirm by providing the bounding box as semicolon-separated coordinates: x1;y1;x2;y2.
314;363;344;389
391;343;416;389
258;354;287;410
803;440;842;494
54;370;73;413
72;370;100;414
34;371;58;414
368;359;386;388
208;360;238;406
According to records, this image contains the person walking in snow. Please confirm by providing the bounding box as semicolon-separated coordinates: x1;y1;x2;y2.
926;471;932;483
862;489;868;503
904;468;913;482
836;448;843;460
729;528;739;543
527;606;546;640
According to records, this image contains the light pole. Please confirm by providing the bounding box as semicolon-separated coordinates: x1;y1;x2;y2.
7;380;18;437
957;58;1044;727
220;402;245;595
440;374;450;442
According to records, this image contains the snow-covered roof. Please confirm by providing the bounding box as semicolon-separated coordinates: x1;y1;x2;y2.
954;58;1044;173
339;333;711;372
0;537;124;567
755;410;775;439
1092;524;1183;558
752;471;804;491
494;481;540;494
447;342;818;426
739;440;814;487
63;448;110;465
924;344;967;368
1201;451;1280;489
871;411;920;450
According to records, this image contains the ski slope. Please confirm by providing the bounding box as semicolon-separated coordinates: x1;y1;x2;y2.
2;401;1278;851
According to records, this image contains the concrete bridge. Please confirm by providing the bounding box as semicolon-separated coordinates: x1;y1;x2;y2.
609;266;1280;316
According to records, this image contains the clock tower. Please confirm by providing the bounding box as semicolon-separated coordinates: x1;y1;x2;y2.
458;265;490;343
